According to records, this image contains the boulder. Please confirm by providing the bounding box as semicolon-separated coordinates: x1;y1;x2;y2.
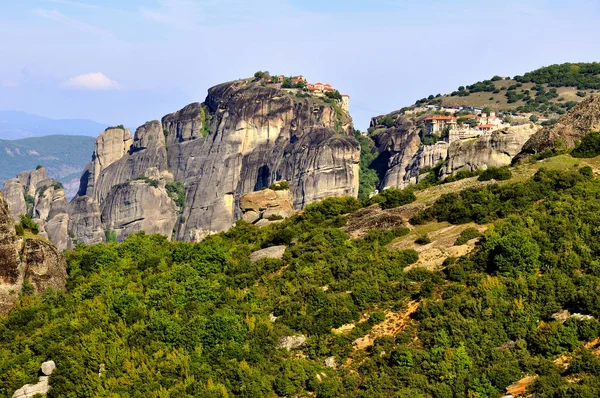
249;245;287;263
239;188;295;223
325;356;337;369
278;334;306;351
12;361;56;398
41;360;56;376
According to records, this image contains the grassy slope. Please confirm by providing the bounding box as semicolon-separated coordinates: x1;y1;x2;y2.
436;79;592;114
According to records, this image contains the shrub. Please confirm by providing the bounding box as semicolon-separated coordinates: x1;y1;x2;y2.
572;131;600;158
105;125;125;131
269;181;290;191
454;227;481;245
166;182;186;208
415;234;431;245
105;230;118;243
367;187;416;209
478;166;512;181
19;214;39;234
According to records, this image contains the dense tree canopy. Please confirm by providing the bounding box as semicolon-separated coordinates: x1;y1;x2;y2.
3;166;600;396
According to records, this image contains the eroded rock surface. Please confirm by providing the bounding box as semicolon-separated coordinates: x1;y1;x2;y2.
516;95;600;161
249;245;287;263
0;193;67;314
67;77;360;243
239;188;295;224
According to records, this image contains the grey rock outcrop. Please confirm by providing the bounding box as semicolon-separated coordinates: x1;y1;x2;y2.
278;334;306;351
249;245;287;263
67;77;360;243
2;168;71;251
12;360;56;398
0;193;67;314
441;124;539;177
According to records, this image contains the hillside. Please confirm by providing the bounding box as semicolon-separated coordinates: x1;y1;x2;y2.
3;151;600;396
0;111;107;140
412;62;600;119
0;135;95;198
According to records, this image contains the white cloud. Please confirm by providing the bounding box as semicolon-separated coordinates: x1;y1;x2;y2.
33;8;112;37
1;80;18;88
62;72;121;90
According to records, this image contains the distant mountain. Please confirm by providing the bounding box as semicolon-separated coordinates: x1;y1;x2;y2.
0;110;107;140
0;135;95;198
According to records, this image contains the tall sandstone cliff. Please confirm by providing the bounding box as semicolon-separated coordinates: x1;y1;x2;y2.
68;78;360;243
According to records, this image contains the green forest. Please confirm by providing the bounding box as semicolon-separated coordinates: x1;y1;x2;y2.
4;160;600;396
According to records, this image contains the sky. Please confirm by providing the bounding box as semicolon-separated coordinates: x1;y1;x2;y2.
1;0;599;132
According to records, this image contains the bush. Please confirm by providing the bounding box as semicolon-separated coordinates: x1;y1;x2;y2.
19;214;39;234
367;187;416;209
166;182;186;208
454;227;481;245
478;166;512;181
572;131;600;158
269;181;290;191
415;234;431;245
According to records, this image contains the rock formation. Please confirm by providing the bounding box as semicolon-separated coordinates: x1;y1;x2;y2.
516;95;600;161
0;192;67;314
441;124;539;177
249;245;287;263
239;186;295;224
369;113;541;189
67;77;360;243
12;360;56;398
1;168;71;251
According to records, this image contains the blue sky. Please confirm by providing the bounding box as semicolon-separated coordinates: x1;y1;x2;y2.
1;0;599;132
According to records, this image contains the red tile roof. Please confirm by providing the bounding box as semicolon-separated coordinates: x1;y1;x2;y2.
477;124;495;129
424;115;456;121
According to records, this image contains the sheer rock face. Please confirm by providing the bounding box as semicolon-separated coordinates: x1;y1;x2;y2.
0;193;67;315
68;196;105;245
100;181;178;242
2;179;26;221
68;78;360;242
516;95;600;161
77;127;133;199
371;119;423;189
441;124;540;177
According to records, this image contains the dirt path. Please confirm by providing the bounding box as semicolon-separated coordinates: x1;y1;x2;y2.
352;301;420;350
